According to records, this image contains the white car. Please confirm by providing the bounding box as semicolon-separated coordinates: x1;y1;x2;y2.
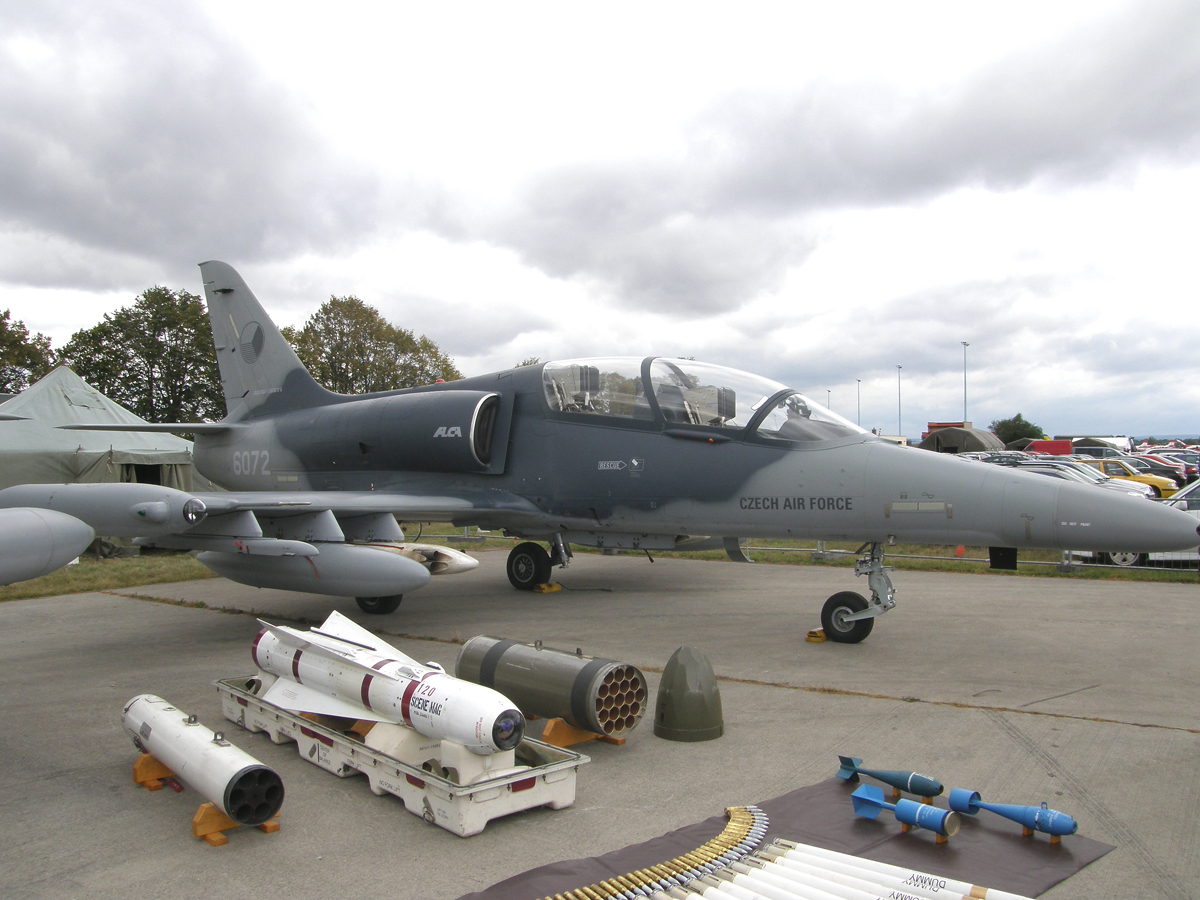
1089;480;1200;566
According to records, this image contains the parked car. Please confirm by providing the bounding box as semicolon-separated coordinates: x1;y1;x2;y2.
1077;458;1177;497
1118;456;1186;488
1156;450;1200;483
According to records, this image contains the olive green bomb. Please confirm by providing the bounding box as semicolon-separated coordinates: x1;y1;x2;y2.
653;646;724;741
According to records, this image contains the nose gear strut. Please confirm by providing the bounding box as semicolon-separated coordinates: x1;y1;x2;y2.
818;542;896;644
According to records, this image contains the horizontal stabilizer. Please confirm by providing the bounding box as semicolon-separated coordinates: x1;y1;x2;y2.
58;422;237;434
261;677;399;724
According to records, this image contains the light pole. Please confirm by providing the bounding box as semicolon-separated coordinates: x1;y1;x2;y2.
896;365;903;438
961;341;969;423
827;389;831;410
856;379;861;426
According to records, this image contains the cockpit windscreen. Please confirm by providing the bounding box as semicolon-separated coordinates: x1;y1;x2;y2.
542;357;866;441
647;359;785;428
753;392;866;442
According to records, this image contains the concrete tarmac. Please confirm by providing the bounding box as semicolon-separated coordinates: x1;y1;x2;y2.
1;550;1197;899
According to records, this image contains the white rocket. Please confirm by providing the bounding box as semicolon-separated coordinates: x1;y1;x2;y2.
251;611;525;755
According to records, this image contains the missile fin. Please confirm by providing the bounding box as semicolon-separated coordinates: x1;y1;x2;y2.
317;610;408;659
836;755;862;781
261;677;400;724
256;619;313;650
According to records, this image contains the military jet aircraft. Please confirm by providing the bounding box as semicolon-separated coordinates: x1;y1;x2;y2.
9;260;1198;643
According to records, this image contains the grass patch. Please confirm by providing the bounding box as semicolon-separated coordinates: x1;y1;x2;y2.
4;529;1194;604
0;554;217;602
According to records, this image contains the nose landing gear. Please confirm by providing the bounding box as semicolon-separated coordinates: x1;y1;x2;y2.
819;542;896;644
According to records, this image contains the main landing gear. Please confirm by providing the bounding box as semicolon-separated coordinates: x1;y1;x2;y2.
820;542;896;644
356;594;402;614
506;537;572;590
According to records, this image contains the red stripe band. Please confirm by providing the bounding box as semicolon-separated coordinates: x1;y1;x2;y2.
292;650;303;683
400;679;419;726
251;630;266;669
372;659;396;671
360;674;374;710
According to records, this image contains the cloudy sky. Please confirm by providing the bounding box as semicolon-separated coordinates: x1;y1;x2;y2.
2;1;1199;437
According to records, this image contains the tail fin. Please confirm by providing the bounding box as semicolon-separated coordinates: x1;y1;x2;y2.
200;260;334;421
836;755;862;781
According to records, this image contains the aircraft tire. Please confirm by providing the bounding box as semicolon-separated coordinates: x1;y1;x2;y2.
508;542;551;590
356;594;403;614
1102;551;1145;567
821;591;874;643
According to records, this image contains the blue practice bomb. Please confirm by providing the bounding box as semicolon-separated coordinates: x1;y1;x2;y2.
949;789;1079;841
851;784;960;840
836;755;944;799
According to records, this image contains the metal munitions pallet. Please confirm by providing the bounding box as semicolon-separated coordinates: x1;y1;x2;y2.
216;676;588;837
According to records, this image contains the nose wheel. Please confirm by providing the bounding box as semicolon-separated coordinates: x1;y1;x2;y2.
817;542;897;643
821;592;875;643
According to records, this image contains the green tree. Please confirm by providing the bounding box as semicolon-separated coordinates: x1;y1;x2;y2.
514;356;540;368
281;295;461;394
58;287;224;423
0;310;54;393
989;412;1044;445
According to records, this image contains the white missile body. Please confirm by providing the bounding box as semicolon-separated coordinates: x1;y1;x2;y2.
772;841;1035;900
252;611;525;755
122;694;284;826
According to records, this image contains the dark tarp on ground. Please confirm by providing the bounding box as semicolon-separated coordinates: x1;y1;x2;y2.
0;366;220;491
457;778;1113;900
918;426;1005;454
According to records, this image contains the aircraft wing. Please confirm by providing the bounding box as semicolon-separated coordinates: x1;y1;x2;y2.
191;490;487;519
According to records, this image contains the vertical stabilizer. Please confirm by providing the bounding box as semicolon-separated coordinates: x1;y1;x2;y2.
200;260;334;421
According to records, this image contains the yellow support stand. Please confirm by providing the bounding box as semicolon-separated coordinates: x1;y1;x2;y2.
132;753;174;790
541;717;626;749
805;629;826;643
192;802;281;847
533;582;563;593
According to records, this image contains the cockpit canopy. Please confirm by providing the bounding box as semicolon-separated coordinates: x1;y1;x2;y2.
541;357;865;442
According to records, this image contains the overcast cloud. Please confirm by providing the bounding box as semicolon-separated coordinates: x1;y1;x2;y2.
1;2;1199;435
0;2;394;291
481;4;1200;317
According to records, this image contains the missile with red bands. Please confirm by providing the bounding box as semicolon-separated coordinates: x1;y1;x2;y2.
252;610;524;755
836;756;943;798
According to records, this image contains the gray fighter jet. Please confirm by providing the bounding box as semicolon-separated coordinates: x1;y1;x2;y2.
15;260;1198;643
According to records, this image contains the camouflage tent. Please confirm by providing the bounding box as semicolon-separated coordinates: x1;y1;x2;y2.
0;366;219;491
918;426;1005;454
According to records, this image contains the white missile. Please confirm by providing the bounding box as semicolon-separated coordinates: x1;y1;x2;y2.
772;840;1036;900
122;694;284;826
0;507;94;585
252;611;525;755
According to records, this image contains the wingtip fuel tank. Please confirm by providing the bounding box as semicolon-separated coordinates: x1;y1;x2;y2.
0;507;94;585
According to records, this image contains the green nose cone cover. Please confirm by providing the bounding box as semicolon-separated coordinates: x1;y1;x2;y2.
654;646;724;741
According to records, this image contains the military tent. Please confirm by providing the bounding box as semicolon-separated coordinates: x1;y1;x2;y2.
0;366;219;491
917;426;1005;454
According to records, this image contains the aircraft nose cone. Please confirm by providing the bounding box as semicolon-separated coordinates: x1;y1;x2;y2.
1056;483;1200;552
